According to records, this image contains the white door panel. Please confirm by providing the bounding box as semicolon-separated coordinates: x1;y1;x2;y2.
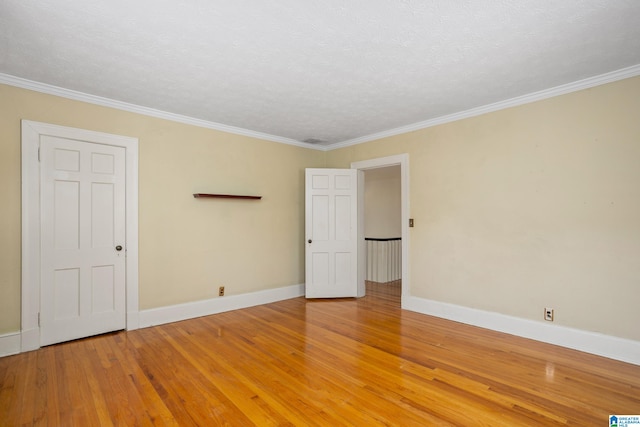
40;136;126;346
305;169;357;298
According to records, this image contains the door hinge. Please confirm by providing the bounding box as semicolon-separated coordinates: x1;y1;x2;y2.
37;147;40;162
37;312;40;327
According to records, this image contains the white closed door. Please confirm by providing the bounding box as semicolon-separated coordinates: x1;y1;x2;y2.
305;169;358;298
40;135;126;346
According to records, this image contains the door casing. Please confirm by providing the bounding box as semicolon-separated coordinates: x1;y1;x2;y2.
21;120;139;352
352;154;409;303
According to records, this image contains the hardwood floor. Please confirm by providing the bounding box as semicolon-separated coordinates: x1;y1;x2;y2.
1;282;639;426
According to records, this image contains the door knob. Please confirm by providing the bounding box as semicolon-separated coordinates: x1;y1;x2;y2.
308;239;312;243
115;245;123;251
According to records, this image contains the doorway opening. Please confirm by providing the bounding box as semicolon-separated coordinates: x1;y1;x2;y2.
352;154;409;308
363;166;402;304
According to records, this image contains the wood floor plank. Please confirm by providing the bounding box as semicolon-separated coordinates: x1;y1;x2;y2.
183;316;379;426
1;282;639;426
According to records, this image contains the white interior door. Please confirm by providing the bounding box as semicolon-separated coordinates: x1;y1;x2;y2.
40;135;126;346
305;168;358;298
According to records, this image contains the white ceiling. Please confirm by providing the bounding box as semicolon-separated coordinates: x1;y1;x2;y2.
1;1;640;148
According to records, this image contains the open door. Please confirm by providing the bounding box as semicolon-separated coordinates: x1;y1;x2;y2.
305;169;358;298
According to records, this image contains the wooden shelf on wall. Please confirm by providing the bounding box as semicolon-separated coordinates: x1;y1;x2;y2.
193;193;262;200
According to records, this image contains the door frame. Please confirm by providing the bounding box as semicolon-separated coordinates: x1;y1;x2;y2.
351;154;409;304
21;120;139;352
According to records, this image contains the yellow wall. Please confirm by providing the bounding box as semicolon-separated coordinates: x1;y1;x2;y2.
364;166;401;238
2;76;639;343
327;76;640;341
0;84;325;333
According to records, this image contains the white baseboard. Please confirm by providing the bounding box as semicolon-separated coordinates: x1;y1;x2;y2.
0;332;21;357
403;295;640;366
0;284;303;359
12;286;636;366
139;284;305;328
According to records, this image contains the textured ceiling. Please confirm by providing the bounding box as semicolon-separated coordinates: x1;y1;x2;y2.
1;1;640;147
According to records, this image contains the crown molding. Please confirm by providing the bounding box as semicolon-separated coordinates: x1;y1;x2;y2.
327;64;640;150
0;73;324;151
3;64;639;152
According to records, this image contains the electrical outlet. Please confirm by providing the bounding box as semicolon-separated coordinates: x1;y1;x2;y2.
219;286;225;296
544;307;554;321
